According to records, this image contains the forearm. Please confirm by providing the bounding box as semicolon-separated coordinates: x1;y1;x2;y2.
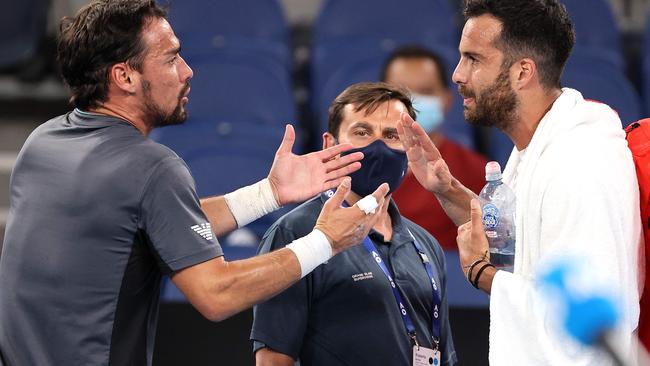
200;196;237;237
200;178;279;237
174;249;301;322
435;178;478;225
256;347;295;366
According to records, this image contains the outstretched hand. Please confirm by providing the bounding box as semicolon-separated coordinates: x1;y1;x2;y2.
456;199;490;269
397;112;452;194
268;124;363;206
315;178;390;255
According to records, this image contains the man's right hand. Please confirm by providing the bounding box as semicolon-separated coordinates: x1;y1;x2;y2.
397;112;453;194
314;178;389;255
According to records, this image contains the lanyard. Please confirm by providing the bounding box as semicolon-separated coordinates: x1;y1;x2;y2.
332;191;441;348
361;235;441;348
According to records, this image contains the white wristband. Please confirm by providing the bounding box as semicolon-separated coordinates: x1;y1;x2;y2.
223;178;280;228
286;229;333;278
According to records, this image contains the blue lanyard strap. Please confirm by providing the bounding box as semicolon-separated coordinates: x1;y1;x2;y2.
334;191;442;348
361;237;418;342
408;230;442;347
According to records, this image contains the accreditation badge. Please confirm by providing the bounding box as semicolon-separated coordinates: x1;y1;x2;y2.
412;345;440;366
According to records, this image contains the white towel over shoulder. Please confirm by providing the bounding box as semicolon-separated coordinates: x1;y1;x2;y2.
489;88;642;365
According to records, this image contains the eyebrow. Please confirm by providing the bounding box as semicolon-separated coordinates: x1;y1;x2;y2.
349;121;374;130
461;51;482;59
165;45;181;56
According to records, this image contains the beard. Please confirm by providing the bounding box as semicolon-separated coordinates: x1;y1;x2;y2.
141;80;190;129
460;67;518;132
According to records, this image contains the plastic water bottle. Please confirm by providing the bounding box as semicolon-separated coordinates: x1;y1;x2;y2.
478;161;516;272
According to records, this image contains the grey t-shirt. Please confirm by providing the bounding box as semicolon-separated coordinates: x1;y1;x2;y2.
0;109;222;366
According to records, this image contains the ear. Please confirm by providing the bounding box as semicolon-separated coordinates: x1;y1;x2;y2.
323;132;337;151
109;62;138;95
513;58;536;90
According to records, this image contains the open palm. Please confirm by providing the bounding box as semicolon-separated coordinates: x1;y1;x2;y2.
268;125;363;206
397;112;452;194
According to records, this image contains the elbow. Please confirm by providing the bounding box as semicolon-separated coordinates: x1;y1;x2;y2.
198;301;233;322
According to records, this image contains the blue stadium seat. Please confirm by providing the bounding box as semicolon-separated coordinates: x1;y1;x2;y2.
183;51;296;127
311;0;460;124
151;121;295;240
641;17;650;115
0;0;48;67
563;56;641;127
312;43;475;149
166;0;291;69
561;0;624;64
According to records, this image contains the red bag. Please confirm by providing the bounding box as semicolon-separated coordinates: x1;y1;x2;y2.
624;119;650;350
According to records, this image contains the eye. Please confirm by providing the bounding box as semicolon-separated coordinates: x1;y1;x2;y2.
353;129;371;137
386;132;400;140
169;55;178;64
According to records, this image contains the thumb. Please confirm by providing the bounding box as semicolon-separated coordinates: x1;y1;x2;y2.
325;177;351;209
276;124;295;155
470;199;483;232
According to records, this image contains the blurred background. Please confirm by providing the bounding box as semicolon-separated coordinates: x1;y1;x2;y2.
1;0;649;364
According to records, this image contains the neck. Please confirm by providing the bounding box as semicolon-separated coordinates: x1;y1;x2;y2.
90;101;150;136
346;190;393;240
506;88;562;151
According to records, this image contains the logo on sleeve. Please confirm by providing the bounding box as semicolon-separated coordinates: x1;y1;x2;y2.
190;223;213;241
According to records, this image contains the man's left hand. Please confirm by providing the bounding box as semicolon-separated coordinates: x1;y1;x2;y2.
456;199;490;268
268;124;363;206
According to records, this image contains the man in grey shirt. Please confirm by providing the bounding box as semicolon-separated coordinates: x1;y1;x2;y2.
0;1;389;365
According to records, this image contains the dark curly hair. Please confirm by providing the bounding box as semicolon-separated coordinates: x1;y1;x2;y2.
57;0;167;110
464;0;575;88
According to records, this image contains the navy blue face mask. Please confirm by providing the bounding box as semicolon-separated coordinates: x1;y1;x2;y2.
340;139;408;197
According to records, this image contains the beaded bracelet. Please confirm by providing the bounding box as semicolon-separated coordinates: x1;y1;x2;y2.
466;259;486;284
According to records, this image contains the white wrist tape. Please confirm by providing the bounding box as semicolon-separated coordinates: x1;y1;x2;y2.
356;194;379;214
223;178;280;228
286;229;332;278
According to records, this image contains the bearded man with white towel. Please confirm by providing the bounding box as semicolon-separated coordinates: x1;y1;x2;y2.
398;0;643;364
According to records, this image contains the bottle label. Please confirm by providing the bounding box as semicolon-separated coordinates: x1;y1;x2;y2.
482;203;499;229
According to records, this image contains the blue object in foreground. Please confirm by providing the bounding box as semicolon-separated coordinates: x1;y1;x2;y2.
538;257;620;346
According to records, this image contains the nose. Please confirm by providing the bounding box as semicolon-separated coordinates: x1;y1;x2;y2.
452;58;466;86
179;55;193;82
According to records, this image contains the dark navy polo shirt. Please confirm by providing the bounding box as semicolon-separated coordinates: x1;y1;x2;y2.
251;193;457;366
0;110;222;366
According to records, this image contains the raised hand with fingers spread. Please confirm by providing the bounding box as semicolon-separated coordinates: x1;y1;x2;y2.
268;124;364;206
315;179;390;255
397;112;452;194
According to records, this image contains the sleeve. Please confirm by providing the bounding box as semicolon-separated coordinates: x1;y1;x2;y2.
488;162;641;365
140;157;222;274
250;224;311;360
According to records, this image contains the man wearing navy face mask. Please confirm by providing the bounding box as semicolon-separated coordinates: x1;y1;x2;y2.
382;46;487;251
250;82;457;366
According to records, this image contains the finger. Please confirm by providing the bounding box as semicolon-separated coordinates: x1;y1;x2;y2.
324;177;351;209
276;124;295;155
470;199;483;231
315;142;355;161
410;119;443;160
370;182;390;201
323;162;362;186
398;112;418;149
323;152;363;172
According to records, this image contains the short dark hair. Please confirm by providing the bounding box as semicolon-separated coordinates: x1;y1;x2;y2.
379;45;450;88
327;82;417;138
464;0;575;88
57;0;167;110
